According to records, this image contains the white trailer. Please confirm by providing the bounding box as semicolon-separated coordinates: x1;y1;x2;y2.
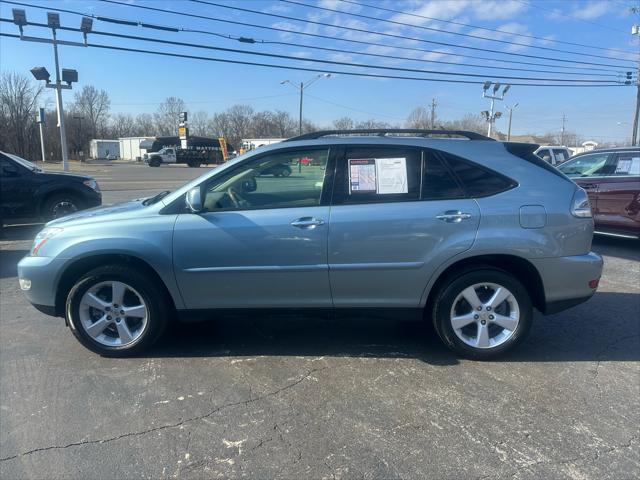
90;139;120;159
241;138;285;152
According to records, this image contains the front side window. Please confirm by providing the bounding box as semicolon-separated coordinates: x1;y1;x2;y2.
201;148;329;212
333;146;421;204
558;153;610;178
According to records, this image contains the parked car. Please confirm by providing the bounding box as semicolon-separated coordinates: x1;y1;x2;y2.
557;147;639;239
535;146;573;166
1;151;102;226
261;163;292;177
17;129;602;359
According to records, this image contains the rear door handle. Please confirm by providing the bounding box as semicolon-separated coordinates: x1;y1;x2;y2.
290;217;325;229
436;210;472;223
581;183;598;190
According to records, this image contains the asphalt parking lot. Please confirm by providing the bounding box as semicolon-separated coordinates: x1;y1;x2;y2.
0;163;638;479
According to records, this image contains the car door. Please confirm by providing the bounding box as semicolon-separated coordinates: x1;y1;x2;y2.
327;146;480;308
594;152;640;235
0;154;38;219
172;146;335;309
558;151;613;217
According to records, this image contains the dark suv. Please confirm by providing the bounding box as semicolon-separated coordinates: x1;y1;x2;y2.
557;147;639;239
0;151;102;226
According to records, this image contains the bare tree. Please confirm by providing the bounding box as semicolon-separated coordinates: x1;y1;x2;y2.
0;72;43;158
135;113;155;136
406;107;430;129
355;119;391;129
154;97;185;136
333;116;355;130
190;110;209;136
71;85;111;138
271;110;296;137
109;113;138;138
446;114;486;134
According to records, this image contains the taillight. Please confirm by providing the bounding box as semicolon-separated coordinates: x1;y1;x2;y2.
571;188;592;218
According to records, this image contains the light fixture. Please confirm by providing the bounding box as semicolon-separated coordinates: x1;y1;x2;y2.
12;8;27;26
502;84;511;95
483;81;491;91
61;68;78;84
30;66;51;82
47;12;60;29
80;17;93;33
493;82;501;93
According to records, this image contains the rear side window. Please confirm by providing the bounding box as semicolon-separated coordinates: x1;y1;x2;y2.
438;152;516;198
422;153;465;200
611;153;640;176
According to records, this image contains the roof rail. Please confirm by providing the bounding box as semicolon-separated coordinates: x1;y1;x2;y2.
284;129;494;142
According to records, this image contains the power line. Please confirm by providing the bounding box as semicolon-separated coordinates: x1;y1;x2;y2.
336;0;635;55
190;0;635;68
280;0;634;61
6;0;625;78
514;0;629;34
92;0;628;74
0;31;628;87
1;18;625;84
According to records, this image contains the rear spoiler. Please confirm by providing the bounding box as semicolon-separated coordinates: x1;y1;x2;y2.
502;142;570;181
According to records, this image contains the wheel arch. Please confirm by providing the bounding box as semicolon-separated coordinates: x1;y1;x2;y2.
38;188;84;216
54;253;177;318
424;254;546;314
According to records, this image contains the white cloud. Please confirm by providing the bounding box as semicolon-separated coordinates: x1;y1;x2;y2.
571;1;611;20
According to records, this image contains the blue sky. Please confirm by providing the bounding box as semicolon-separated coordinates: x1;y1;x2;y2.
0;0;637;143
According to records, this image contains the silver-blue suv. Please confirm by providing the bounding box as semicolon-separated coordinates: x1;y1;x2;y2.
17;129;603;359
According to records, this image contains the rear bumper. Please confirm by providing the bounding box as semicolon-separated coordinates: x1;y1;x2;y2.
531;252;603;315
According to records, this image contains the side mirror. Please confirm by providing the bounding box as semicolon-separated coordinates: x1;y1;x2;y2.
241;177;257;193
185;186;203;213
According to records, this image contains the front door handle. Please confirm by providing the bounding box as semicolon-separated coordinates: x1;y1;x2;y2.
436;210;472;223
291;217;325;229
581;183;598;190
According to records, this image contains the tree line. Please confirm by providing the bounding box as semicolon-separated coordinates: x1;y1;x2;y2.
1;71;597;161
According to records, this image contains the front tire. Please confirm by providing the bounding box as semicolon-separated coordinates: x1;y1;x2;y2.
149;158;161;167
431;269;532;360
66;265;169;356
43;193;83;220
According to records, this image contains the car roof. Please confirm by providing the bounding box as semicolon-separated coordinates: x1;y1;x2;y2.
572;146;639;157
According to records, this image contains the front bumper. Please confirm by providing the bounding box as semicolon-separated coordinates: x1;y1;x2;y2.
17;255;67;316
531;252;603;315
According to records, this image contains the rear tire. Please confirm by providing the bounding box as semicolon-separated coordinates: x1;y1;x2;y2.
188;160;201;168
65;265;170;357
42;193;83;220
431;269;532;360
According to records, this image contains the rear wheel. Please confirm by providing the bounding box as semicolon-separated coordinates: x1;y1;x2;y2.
66;265;169;356
43;193;83;220
431;269;532;359
187;160;201;168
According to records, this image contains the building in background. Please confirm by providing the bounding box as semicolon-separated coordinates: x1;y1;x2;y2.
241;138;286;153
119;137;150;161
89;139;120;160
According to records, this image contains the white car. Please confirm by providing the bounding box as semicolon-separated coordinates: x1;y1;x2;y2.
535;146;573;166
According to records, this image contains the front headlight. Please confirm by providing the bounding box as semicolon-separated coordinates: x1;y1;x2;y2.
31;227;64;256
83;179;100;192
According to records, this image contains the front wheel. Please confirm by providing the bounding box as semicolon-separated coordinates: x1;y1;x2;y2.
149;158;161;167
66;265;169;356
431;269;532;359
43;193;83;220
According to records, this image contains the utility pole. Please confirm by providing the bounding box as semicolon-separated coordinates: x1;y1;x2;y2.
430;98;437;129
281;74;332;135
632;18;639;146
506;103;519;141
561;114;566;146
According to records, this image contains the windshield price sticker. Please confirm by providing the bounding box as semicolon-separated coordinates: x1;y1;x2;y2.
349;157;408;194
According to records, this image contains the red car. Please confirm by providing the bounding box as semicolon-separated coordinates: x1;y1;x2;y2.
558;147;640;239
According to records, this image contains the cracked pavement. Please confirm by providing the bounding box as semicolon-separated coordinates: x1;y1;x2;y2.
1;165;639;479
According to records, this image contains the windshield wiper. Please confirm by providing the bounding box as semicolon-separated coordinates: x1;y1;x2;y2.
142;190;171;206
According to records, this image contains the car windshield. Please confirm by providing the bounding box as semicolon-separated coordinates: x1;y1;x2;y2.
557;153;608;177
3;152;41;172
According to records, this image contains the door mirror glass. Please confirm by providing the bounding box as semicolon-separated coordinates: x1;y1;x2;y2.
185;186;203;213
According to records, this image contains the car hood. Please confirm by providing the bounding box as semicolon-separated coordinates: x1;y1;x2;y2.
38;170;93;181
46;200;149;227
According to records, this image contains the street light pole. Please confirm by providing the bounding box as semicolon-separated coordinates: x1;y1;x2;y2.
281;74;331;135
482;82;510;139
36;108;46;163
51;28;70;171
632;22;639;146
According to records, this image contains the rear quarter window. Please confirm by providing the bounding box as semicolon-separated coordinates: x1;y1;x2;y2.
437;151;517;198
